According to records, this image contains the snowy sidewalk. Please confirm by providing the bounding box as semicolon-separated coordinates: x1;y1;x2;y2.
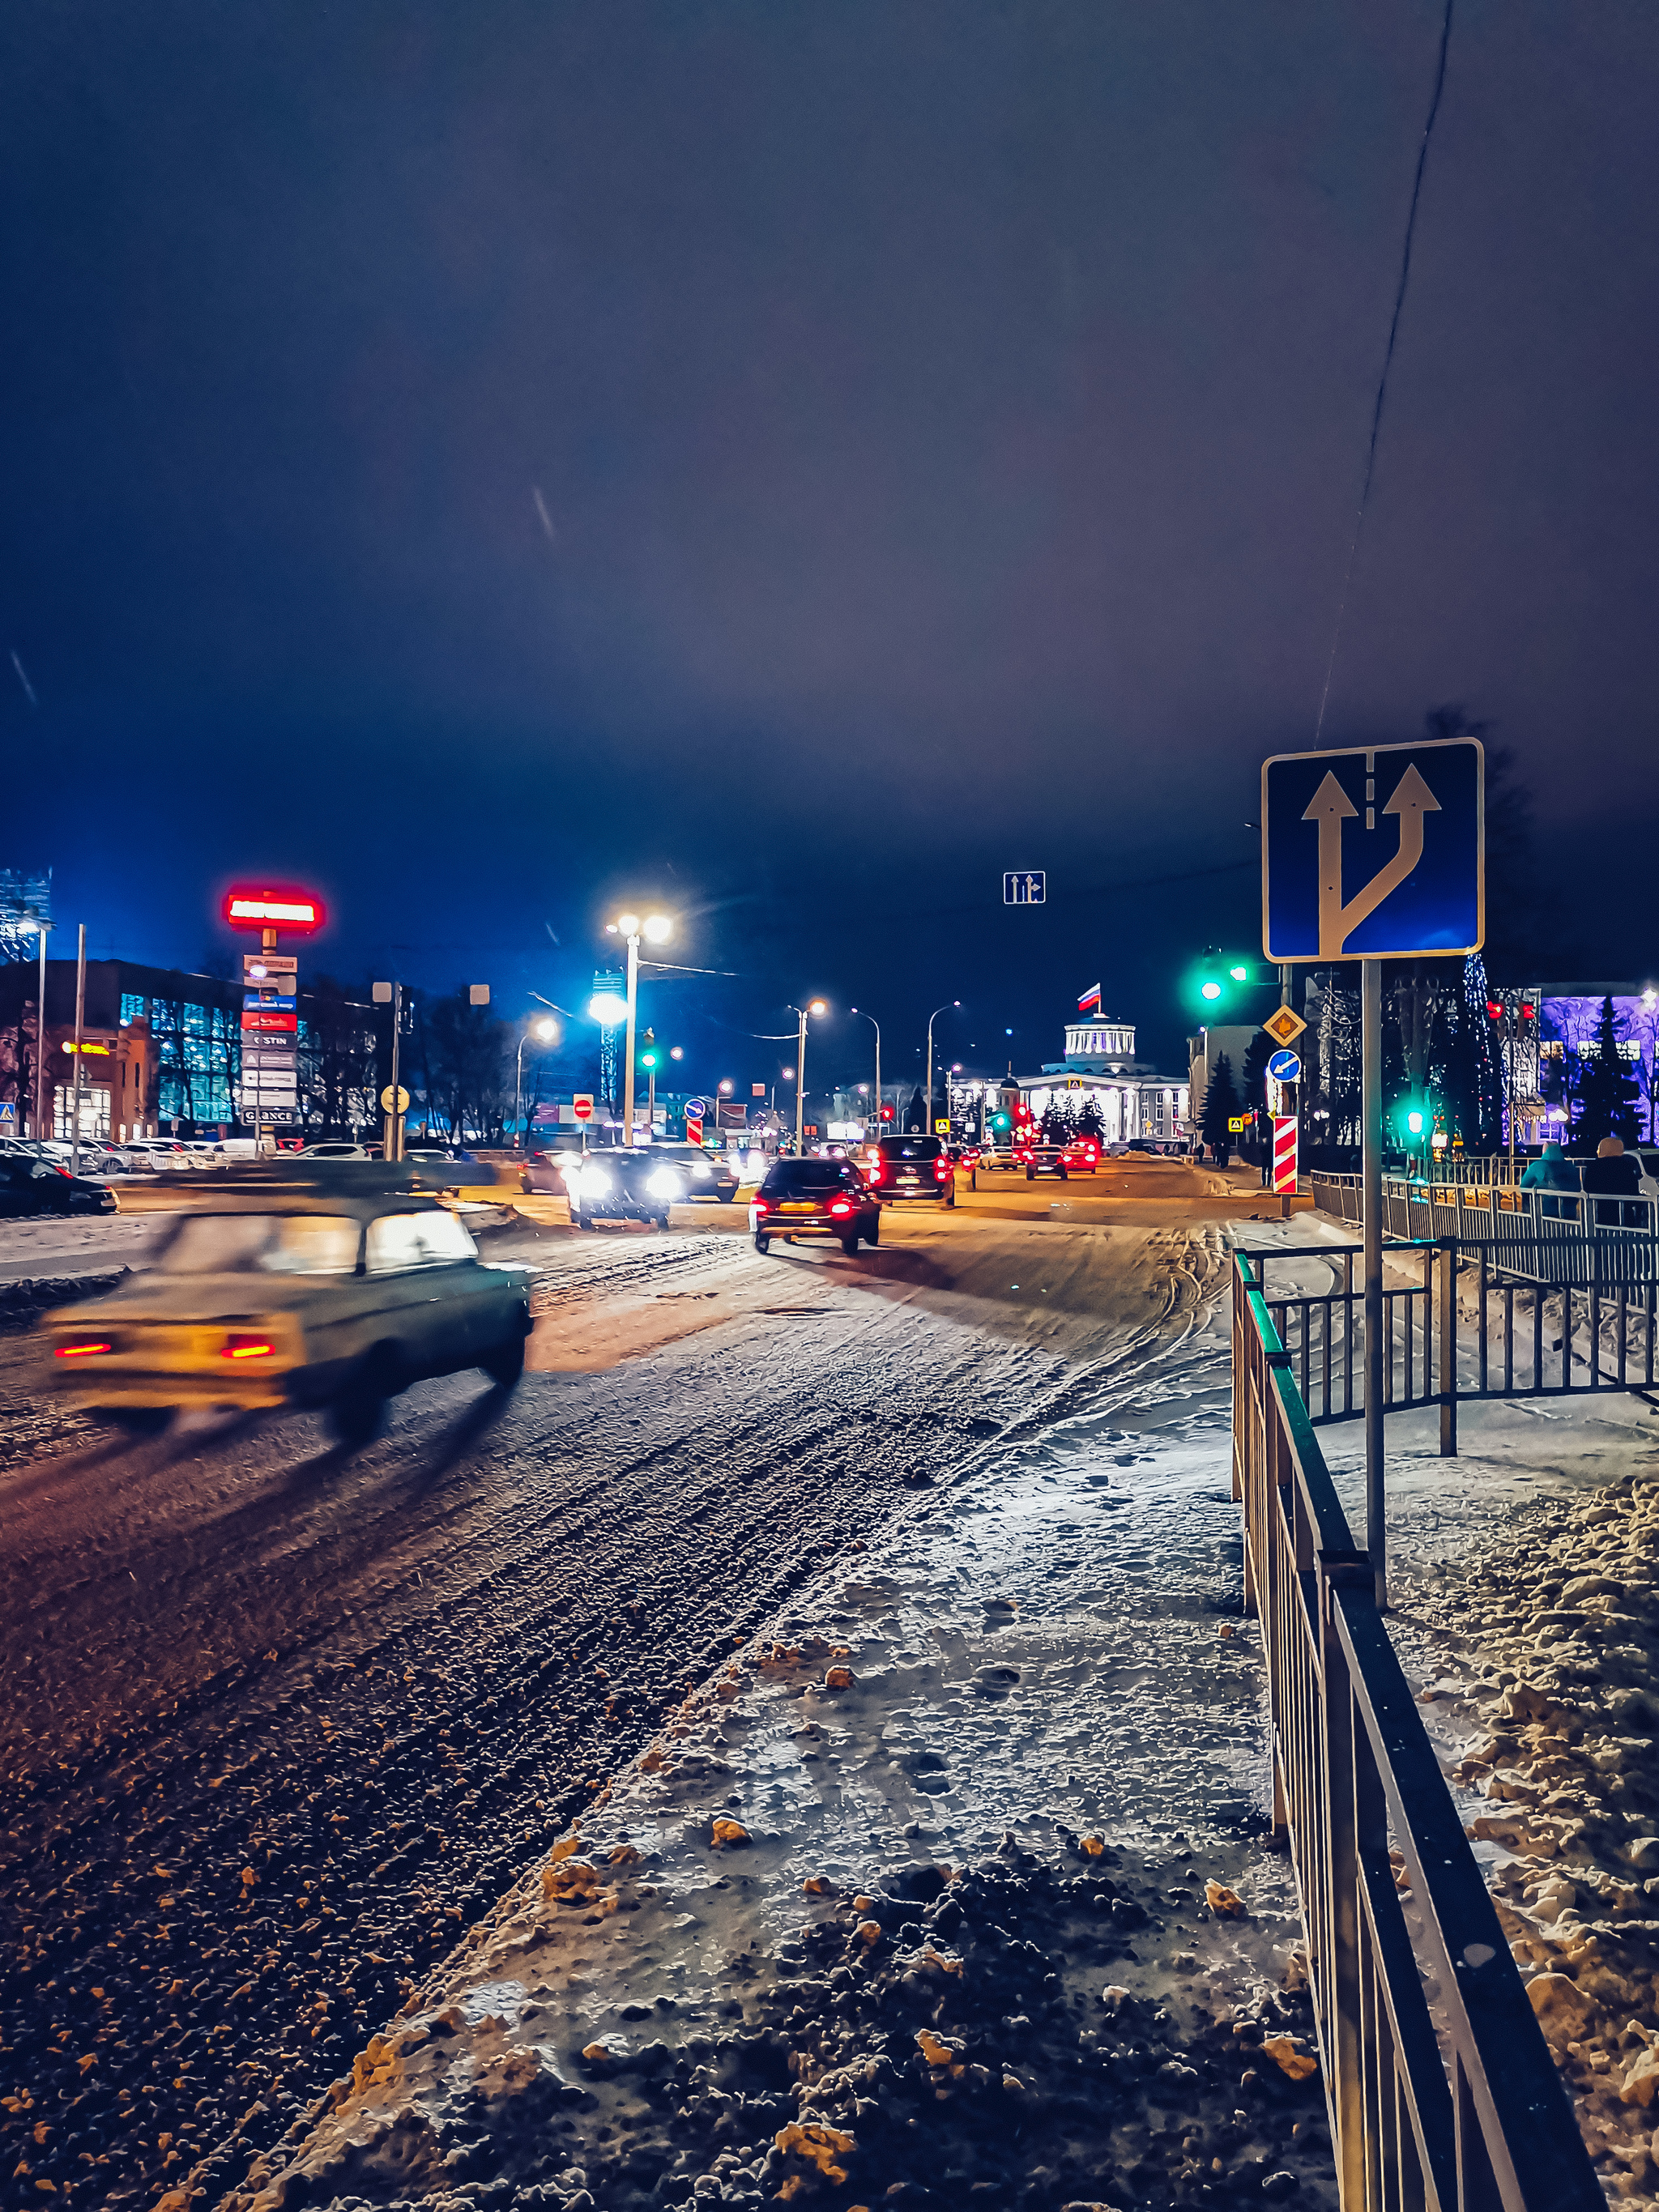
224;1226;1339;2212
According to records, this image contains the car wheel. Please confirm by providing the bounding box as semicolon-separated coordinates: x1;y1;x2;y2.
865;1213;880;1247
480;1328;527;1389
655;1208;672;1230
328;1388;385;1449
970;1170;978;1191
840;1231;859;1255
572;1208;591;1230
1058;1166;1068;1180
1026;1166;1035;1180
754;1233;771;1254
96;1406;170;1438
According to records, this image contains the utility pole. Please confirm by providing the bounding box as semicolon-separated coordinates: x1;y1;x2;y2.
925;1001;959;1136
33;919;49;1140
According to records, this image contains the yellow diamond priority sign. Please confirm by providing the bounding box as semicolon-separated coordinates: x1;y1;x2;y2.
1262;1004;1307;1049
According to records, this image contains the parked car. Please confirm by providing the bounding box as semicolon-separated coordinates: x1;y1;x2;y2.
43;1183;532;1444
864;1134;955;1208
0;1152;119;1217
751;1157;880;1255
295;1142;374;1161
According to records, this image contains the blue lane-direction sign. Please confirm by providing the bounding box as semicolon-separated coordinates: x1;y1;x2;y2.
683;1097;707;1119
1004;870;1046;906
1267;1049;1301;1081
1261;738;1483;961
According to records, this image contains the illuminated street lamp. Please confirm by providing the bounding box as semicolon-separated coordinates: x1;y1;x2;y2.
787;999;827;1153
850;1006;881;1133
925;1001;960;1135
514;1015;561;1153
605;910;673;1144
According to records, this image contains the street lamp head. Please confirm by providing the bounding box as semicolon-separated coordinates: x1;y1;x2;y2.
718;1079;732;1094
615;912;641;936
670;1046;684;1060
643;914;672;944
589;991;629;1025
808;999;826;1016
783;1067;795;1081
533;1017;558;1042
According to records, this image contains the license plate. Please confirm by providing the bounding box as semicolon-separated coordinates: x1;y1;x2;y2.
778;1202;817;1213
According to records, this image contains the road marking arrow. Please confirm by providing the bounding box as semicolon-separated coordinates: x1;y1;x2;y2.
1303;762;1439;956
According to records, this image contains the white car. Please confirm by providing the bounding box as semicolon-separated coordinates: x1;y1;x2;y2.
294;1141;374;1161
122;1138;194;1172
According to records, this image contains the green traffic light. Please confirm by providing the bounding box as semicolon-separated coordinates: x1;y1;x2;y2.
1201;981;1221;1001
1229;965;1247;982
1407;1110;1424;1136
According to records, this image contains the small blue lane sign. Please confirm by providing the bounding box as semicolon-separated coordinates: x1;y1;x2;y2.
1004;871;1046;906
1266;1049;1301;1082
1261;737;1483;961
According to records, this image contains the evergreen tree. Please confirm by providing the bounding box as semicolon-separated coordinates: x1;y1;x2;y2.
1574;996;1640;1149
1075;1093;1105;1142
1200;1053;1241;1157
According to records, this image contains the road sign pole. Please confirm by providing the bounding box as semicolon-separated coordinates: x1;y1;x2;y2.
387;981;402;1161
70;923;86;1170
1363;955;1385;1610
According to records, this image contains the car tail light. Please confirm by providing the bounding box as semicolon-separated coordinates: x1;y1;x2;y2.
933;1160;951;1181
829;1199;854;1217
220;1334;276;1360
55;1337;113;1360
753;1198;770;1216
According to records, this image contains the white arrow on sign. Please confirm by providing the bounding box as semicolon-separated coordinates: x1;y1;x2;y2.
1303;762;1439;957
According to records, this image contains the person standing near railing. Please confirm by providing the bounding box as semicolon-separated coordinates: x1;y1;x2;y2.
1583;1136;1642;1227
1521;1140;1580;1220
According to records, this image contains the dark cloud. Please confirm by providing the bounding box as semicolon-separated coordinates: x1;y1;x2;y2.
3;0;1656;1088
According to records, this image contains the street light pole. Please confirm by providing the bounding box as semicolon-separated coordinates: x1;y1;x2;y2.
789;1001;827;1154
514;1016;560;1152
32;918;49;1140
850;1007;881;1132
609;913;671;1146
924;1000;959;1136
70;923;86;1170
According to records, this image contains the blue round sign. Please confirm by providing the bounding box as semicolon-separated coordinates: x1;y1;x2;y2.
684;1097;707;1119
1267;1049;1302;1080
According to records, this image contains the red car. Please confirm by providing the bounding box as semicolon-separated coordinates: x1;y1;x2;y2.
1060;1139;1101;1174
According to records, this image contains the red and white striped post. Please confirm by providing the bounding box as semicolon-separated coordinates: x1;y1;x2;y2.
1272;1114;1299;1192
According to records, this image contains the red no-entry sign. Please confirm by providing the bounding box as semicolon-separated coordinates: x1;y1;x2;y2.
572;1093;594;1123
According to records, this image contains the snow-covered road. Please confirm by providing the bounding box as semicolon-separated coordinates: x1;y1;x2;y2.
2;1210;1271;2210
223;1218;1340;2212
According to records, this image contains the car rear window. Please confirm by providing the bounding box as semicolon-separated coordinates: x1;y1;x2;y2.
761;1161;862;1194
876;1137;942;1161
160;1213;362;1275
367;1210;479;1271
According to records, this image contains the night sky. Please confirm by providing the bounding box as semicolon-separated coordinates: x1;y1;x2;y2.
4;2;1657;1101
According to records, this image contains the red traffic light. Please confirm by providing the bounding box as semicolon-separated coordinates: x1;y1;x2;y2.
1520;1002;1535;1018
1486;1000;1503;1021
878;1103;895;1123
222;884;326;934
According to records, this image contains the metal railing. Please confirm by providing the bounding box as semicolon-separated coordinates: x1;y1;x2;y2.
1311;1171;1659;1289
1232;1251;1600;2211
1254;1235;1657;1435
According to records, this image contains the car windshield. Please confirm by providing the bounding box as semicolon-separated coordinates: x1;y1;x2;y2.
763;1161;862;1193
159;1213;362;1275
877;1137;942;1161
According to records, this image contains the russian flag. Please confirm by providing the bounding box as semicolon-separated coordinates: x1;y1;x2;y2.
1077;982;1101;1012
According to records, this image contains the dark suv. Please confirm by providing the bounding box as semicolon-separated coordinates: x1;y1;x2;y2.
865;1135;956;1208
752;1158;881;1255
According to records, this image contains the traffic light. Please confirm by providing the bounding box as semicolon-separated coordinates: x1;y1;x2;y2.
989;1110;1011;1132
879;1102;895;1124
1187;949;1256;1012
1391;1095;1430;1144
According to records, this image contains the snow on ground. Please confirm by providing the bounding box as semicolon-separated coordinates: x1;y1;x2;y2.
0;1208;170;1289
222;1224;1340;2212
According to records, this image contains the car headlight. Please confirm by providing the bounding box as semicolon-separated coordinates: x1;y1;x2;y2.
647;1169;682;1201
580;1173;612;1200
692;1161;712;1179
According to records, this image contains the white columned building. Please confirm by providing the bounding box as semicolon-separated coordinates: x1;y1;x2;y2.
1013;1016;1189;1144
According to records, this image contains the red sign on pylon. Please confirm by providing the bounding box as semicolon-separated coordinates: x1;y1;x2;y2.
1272;1115;1299;1192
685;1115;704;1144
